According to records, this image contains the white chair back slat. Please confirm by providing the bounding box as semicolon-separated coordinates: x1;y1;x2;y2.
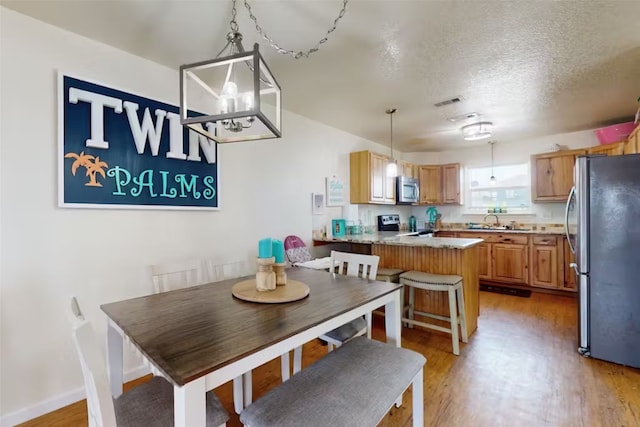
70;297;118;427
204;259;248;282
151;259;204;293
330;251;379;280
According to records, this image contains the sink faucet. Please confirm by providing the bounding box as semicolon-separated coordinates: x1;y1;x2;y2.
483;214;500;227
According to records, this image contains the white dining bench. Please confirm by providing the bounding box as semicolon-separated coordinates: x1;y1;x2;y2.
240;337;426;427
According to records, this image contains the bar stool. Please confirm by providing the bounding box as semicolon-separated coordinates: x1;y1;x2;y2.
374;268;405;316
399;271;468;355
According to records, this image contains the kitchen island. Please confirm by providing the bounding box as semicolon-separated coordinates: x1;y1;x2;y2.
314;234;484;334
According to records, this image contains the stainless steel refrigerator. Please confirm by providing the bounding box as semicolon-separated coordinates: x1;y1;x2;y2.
565;154;640;368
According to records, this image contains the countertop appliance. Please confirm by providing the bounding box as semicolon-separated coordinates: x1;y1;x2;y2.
396;176;419;204
565;154;640;368
377;214;400;232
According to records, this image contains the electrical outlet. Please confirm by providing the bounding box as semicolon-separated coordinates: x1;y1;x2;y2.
543;210;553;219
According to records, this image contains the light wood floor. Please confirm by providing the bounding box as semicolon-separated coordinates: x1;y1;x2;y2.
20;291;640;427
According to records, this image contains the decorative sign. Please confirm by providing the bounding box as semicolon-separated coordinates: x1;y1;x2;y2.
326;176;345;206
58;74;218;210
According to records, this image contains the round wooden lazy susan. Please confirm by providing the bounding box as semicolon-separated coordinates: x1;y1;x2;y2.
232;279;310;303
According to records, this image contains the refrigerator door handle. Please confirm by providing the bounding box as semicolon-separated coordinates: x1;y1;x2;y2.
565;186;576;254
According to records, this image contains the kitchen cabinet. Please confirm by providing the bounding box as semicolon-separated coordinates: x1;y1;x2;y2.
531;149;587;202
398;160;417;179
350;151;396;204
623;124;639;154
563;236;577;292
418;165;442;205
442;163;462;204
530;235;560;289
477;243;492;281
492;243;528;285
459;232;528;285
587;142;625;156
417;163;462;205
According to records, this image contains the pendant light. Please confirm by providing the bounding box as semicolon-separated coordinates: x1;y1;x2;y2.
179;0;350;143
489;140;496;185
386;108;398;178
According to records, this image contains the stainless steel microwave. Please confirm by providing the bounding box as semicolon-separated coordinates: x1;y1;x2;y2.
396;176;419;204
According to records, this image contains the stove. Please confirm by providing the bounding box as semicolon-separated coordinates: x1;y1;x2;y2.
377;214;400;232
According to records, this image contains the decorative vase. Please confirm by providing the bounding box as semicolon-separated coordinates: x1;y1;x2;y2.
256;257;276;292
273;263;287;286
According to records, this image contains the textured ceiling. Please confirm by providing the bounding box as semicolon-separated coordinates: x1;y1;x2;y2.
3;0;640;152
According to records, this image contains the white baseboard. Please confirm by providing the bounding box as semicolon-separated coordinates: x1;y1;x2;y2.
0;365;150;427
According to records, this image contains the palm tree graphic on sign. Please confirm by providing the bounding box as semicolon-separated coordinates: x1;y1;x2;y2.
64;151;109;187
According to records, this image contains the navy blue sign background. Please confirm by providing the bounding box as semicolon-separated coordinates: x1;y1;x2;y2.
60;75;218;209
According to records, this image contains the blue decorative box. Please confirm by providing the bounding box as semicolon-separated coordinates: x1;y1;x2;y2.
332;219;346;237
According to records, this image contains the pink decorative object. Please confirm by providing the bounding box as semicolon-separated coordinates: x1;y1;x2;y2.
595;122;636;145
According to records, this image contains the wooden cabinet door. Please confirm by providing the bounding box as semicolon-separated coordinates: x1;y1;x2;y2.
418;165;442;205
588;142;625;156
492;243;528;284
626;125;640;155
370;153;386;202
563;237;577;292
442;163;461;205
530;237;559;289
478;242;492;281
398;161;415;178
531;149;586;202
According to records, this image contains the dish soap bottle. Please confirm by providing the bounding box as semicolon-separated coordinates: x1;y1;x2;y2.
409;215;417;232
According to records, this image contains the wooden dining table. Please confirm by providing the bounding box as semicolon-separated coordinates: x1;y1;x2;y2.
101;267;403;427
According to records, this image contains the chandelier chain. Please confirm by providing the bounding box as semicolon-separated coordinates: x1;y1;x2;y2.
230;0;239;32
241;0;349;59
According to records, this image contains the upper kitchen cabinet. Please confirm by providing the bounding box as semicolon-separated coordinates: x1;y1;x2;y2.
531;149;586;202
442;163;462;205
397;160;417;179
418;165;442;205
623;124;639;154
417;163;462;205
587;142;625;156
350;151;396;204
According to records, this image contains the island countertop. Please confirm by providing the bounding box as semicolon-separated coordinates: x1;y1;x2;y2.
314;232;483;249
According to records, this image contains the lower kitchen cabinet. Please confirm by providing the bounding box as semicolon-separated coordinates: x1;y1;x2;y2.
530;236;560;289
492;243;529;284
477;243;492;281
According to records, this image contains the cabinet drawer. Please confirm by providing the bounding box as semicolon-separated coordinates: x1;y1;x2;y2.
492;234;528;245
532;235;558;246
459;233;528;244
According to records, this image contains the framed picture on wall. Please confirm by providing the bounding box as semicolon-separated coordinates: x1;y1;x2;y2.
326;176;345;206
312;193;325;215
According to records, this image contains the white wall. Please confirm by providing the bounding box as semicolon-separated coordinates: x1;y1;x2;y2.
0;8;391;423
405;130;600;225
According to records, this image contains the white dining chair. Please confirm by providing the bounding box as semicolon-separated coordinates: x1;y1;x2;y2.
151;258;203;293
291;251;380;375
69;297;228;427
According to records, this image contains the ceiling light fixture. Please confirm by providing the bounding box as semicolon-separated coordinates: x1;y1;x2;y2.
489;140;496;185
386;108;398;178
462;121;493;141
179;0;350;143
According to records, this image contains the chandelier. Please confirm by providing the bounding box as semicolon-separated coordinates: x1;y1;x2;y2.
179;0;349;143
461;121;493;141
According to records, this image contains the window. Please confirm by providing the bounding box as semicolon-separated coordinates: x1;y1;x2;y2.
466;163;531;212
